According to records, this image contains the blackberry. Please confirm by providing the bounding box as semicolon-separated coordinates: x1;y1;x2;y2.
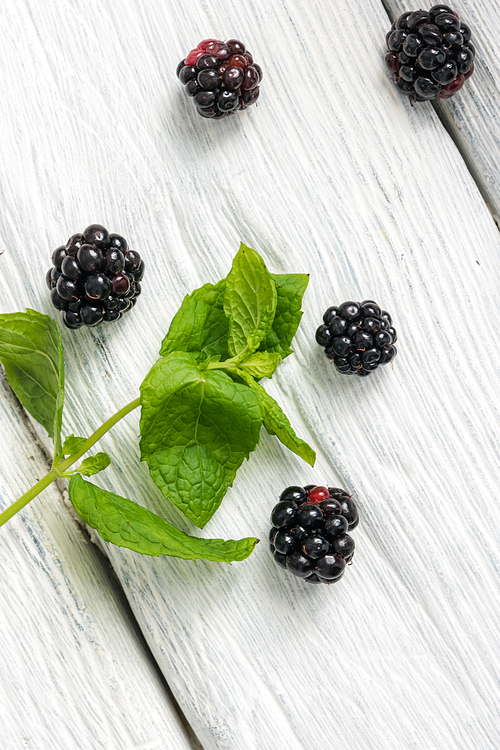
316;300;397;377
177;38;262;120
46;225;145;329
385;5;475;102
269;485;359;585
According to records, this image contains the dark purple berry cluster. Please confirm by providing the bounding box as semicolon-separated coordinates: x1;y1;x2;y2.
270;486;359;585
385;5;475;102
316;300;397;377
46;224;144;329
176;38;262;120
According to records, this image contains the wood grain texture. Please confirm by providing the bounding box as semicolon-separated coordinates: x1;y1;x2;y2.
383;0;500;222
1;0;500;748
0;374;195;749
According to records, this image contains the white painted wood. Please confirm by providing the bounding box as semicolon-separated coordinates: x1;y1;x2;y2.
1;0;500;748
0;374;195;749
383;0;500;222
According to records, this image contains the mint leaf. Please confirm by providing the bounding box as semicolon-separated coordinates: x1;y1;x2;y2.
76;452;111;476
62;434;87;455
69;475;258;562
262;390;315;466
158;253;307;364
140;351;264;527
160;279;229;361
0;309;64;455
223;243;277;359
238;374;315;467
236;351;281;379
259;273;309;358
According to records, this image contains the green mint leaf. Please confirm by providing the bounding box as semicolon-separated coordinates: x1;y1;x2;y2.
140;351;264;527
237;351;281;380
259;273;309;358
223;243;277;359
76;452;111;476
238;373;316;467
262;390;316;466
159;279;230;361
69;475;258;562
62;434;87;455
0;309;64;455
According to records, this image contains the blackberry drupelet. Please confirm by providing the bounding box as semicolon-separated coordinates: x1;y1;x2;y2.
46;224;145;329
385;5;476;102
269;485;359;585
316;300;397;377
176;38;263;120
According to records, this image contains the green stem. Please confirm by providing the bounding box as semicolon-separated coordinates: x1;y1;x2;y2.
207;360;239;372
0;397;140;529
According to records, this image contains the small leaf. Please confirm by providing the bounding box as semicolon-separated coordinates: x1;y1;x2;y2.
62;434;87;456
0;309;64;455
77;452;111;476
160;279;230;361
239;374;316;467
69;475;258;562
259;273;309;358
237;351;281;379
140;351;264;527
223;243;277;359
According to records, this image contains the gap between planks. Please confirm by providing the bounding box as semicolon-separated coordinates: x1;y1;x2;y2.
0;365;204;750
380;0;500;231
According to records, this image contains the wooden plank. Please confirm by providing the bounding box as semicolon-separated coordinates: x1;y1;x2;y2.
0;372;195;746
1;0;500;748
382;0;500;221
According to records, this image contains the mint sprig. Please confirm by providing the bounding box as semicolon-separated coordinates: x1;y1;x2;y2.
140;243;315;527
0;243;315;559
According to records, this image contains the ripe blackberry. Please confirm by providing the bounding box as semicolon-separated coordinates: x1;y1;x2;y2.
269;485;359;585
385;5;475;102
176;38;262;120
46;224;145;329
316;300;397;377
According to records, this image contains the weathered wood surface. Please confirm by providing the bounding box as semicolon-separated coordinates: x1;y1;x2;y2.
1;0;500;748
384;0;500;221
0;372;195;749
